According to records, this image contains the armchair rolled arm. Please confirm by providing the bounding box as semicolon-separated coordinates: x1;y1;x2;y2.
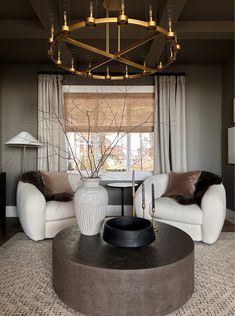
201;184;226;244
17;181;47;241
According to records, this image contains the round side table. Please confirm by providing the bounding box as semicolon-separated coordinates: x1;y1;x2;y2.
107;182;138;216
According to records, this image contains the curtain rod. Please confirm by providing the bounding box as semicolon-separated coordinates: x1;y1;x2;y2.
37;71;66;75
155;72;186;76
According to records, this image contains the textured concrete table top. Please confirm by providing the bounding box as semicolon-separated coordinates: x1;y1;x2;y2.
53;222;194;316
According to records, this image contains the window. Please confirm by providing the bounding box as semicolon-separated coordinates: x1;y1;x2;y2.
64;86;154;174
130;133;154;171
67;132;154;172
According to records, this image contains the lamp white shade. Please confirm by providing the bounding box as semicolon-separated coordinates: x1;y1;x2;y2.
5;131;43;147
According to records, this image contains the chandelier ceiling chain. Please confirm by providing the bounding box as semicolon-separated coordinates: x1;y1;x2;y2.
48;0;181;80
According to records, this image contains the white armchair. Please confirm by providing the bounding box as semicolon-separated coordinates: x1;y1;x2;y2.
134;174;226;244
16;173;80;241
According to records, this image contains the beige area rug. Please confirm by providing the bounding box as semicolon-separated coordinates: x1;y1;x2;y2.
0;232;234;316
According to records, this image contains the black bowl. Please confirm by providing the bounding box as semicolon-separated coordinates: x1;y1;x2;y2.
103;216;155;248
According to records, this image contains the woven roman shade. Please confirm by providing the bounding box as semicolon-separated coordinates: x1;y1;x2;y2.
64;93;154;133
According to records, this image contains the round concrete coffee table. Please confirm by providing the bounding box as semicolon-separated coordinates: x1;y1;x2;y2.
53;222;194;316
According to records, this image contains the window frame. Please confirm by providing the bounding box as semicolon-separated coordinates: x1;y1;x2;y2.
63;85;154;181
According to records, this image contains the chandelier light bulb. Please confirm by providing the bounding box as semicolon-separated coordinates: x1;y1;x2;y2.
86;1;96;26
124;65;129;79
87;62;93;78
56;49;62;65
176;43;181;50
87;70;93;78
70;56;75;73
147;3;156;30
175;34;181;50
142;60;147;75
168;17;175;38
149;5;153;21
90;1;94;17
62;11;69;32
168;17;172;32
64;11;67;25
121;0;125;15
49;24;54;43
105;66;111;80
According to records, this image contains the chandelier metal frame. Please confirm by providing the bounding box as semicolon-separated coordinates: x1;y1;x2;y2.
48;4;181;80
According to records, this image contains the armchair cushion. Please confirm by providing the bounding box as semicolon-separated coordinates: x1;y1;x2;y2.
46;200;75;221
156;197;202;225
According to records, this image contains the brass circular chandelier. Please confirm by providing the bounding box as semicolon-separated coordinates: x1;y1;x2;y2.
48;0;181;80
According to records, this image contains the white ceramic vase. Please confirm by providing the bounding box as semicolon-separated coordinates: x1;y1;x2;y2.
74;178;108;236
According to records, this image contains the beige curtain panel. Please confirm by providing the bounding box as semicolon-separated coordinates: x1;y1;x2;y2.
64;93;154;133
38;74;67;172
154;75;187;173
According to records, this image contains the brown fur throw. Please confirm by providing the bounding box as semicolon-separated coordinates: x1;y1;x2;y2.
194;171;222;205
168;195;197;205
19;171;73;202
19;171;45;195
168;171;222;206
47;192;74;202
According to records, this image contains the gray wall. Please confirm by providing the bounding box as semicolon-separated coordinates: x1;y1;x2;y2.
0;64;222;207
185;66;222;174
0;64;56;205
169;65;222;174
222;59;234;211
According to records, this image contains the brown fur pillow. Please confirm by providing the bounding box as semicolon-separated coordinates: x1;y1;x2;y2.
164;171;222;206
19;171;73;202
40;171;73;201
163;171;201;197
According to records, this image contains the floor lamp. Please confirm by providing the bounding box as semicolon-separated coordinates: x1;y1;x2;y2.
5;131;43;173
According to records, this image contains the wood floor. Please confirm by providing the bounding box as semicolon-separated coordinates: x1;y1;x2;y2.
0;218;23;246
0;217;234;246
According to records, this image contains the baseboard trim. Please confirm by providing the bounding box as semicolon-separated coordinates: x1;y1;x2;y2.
226;209;235;223
6;205;132;218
